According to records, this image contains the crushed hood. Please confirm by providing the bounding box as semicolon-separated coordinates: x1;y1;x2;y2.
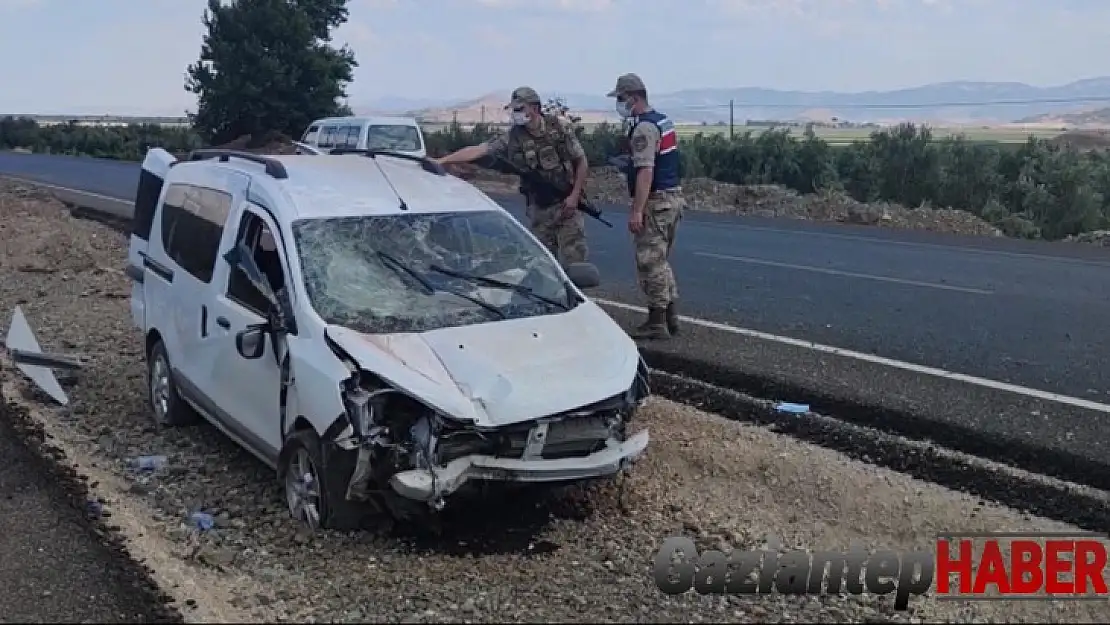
326;302;639;427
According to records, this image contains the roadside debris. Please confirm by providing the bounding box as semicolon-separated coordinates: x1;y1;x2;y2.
5;305;84;405
85;499;104;519
189;511;216;532
126;455;168;472
774;402;810;414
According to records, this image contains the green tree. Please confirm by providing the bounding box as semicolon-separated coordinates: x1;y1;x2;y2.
185;0;357;146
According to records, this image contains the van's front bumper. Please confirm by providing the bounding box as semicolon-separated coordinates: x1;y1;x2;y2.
389;429;650;502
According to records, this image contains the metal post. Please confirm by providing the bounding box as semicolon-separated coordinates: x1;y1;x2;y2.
729;99;735;140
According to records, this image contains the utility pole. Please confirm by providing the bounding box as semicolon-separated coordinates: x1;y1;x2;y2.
729;99;735;140
480;105;485;124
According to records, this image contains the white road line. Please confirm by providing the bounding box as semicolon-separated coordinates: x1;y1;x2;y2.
0;176;131;204
695;251;994;295
13;176;1110;413
594;297;1110;414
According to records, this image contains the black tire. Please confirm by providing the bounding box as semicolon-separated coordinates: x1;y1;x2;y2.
280;429;374;531
146;340;200;428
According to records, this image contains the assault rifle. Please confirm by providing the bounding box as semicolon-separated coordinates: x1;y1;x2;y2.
483;154;613;228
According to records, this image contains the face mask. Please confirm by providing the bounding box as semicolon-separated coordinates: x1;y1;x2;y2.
510;110;529;126
615;99;632;118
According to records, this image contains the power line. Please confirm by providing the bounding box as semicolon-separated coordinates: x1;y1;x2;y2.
594;95;1110;112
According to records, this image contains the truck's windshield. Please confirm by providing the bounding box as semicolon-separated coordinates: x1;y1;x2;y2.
292;210;575;334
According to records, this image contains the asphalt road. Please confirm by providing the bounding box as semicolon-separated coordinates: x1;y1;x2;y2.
4;151;1110;398
4;151;1110;490
0;389;179;622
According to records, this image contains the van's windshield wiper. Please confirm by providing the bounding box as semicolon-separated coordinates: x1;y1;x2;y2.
377;251;434;293
428;264;569;311
376;252;505;319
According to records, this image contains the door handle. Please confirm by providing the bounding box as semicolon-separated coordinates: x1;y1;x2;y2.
201;305;208;338
216;316;231;329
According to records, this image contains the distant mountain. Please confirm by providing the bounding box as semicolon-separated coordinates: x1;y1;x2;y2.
350;96;455;115
401;91;614;125
395;77;1110;126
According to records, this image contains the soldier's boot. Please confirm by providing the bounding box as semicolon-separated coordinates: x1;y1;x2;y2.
665;300;680;336
631;308;671;340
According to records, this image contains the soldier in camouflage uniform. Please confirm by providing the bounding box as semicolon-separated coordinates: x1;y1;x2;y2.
608;73;686;340
433;87;590;265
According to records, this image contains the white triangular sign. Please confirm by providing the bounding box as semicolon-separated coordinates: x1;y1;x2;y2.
5;306;68;405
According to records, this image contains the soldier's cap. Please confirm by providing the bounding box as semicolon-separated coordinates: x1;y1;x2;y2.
506;86;541;109
607;73;646;98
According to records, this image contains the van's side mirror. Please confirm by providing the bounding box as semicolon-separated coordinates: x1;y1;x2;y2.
564;262;601;290
235;323;268;360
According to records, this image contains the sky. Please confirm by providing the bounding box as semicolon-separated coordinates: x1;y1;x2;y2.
1;0;1109;115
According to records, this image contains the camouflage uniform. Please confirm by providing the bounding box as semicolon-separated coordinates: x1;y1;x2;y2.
485;87;588;265
609;73;686;339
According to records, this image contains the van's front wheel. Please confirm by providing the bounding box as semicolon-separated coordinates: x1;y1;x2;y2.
280;429;373;531
147;340;199;428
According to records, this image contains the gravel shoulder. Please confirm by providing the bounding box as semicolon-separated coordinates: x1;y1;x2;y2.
1;179;1108;623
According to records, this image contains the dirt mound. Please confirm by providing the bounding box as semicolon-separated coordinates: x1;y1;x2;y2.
452;165;1002;237
1065;229;1110;246
680;181;1003;237
1047;130;1110;151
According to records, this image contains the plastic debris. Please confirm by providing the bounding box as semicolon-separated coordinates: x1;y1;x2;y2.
189;511;215;532
85;500;103;519
774;402;810;414
126;455;167;471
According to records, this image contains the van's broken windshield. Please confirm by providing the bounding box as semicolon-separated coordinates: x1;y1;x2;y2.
292;209;576;334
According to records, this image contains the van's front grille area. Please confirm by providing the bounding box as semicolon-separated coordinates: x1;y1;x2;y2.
433;398;627;464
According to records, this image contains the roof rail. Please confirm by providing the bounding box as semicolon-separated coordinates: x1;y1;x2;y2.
187;149;289;179
327;148;446;176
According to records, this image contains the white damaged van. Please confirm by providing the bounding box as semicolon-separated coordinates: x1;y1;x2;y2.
125;146;650;531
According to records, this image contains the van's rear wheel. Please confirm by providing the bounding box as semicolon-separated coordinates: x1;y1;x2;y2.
147;340;199;428
280;429;374;531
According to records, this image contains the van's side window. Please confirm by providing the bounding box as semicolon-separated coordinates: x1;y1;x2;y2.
227;208;287;316
160;183;231;283
318;126;336;149
302;125;320;144
132;167;165;241
343;126;361;148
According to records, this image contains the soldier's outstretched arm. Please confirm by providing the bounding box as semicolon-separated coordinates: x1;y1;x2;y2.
434;142;490;165
434;134;507;166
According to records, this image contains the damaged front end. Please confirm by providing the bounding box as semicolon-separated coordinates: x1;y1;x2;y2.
327;337;651;514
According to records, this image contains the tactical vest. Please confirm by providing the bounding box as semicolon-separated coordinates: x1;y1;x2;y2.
507;114;575;205
625;110;681;197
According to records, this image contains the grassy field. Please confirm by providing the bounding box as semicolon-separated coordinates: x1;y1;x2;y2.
422;122;1065;145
